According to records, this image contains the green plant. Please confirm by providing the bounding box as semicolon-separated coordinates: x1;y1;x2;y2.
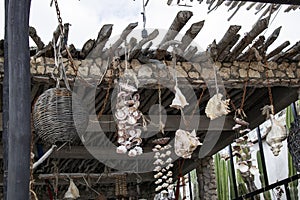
256;150;271;200
214;153;229;200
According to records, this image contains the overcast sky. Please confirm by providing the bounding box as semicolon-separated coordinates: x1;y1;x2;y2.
1;0;300;52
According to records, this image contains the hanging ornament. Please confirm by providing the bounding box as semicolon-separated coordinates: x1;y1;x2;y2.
174;129;202;159
205;93;230;120
262;105;287;156
64;179;80;199
205;65;230;120
170;85;189;109
115;41;143;157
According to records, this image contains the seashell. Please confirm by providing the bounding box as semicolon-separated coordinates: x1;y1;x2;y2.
127;129;137;137
118;130;126;137
154;172;163;179
155;187;161;192
166;150;172;156
115;109;127;120
168;185;174;190
132;110;141;119
234;117;250;126
135;128;142;137
162;175;167;180
119;82;137;92
167;171;173;176
163;144;172;150
205;93;230;120
133;101;140;109
166;158;173;163
118;123;126;130
117;91;129;98
174;129;202;159
116;145;127;154
152;137;170;145
64;179;80;199
127;115;137;125
167;178;173;183
117;136;126;144
155;145;162;149
134;146;143;155
266;114;286;156
250;166;259;175
154;159;163;165
160;153;166;158
232;124;242;130
152;148;159;152
236;161;249;173
170;85;189;109
161;190;168;194
153;166;161;172
132;93;140;101
162;183;169;188
128;149;137;157
162;168;166;172
132;138;142;146
155;152;161;157
124;100;135;106
156;179;162;184
124;141;132;149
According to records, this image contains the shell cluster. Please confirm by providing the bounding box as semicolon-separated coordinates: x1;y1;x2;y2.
115;70;143;157
152;144;174;194
232;109;251;135
174;129;202;159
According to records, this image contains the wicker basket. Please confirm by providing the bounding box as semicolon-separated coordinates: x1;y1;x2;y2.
33;88;89;144
287;116;300;171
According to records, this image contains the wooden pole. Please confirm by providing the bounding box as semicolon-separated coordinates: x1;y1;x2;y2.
3;0;9;199
7;0;31;199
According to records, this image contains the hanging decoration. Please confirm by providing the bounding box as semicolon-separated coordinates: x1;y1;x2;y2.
33;0;88;145
262;105;286;156
263;68;287;156
115;175;128;198
64;179;80;199
152;144;174;195
115;41;143;156
205;65;230;120
174;129;202;159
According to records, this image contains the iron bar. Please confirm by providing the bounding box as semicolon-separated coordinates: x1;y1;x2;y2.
235;174;300;199
291;102;298;119
229;144;239;199
256;126;269;186
3;0;9;199
188;172;193;200
7;0;32;199
284;183;292;200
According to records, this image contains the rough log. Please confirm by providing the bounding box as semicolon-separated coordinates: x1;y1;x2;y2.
227;17;269;62
267;41;290;60
179;20;205;51
103;22;138;58
29;26;45;50
157;10;193;59
237;36;265;61
277;41;300;62
259;26;282;55
79;39;95;59
129;29;159;59
218;34;240;62
228;1;247;21
89;24;113;58
216;25;241;58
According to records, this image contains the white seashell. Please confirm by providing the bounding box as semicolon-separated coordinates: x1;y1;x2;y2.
162;175;167;180
127;116;137;125
167;178;173;183
155;152;161;157
168;185;174;190
167;171;173;176
162;168;166;172
160;153;166;158
152;148;159;152
162;183;169;188
134;146;143;155
166;158;173;163
119;82;137;92
266;115;287;156
170;85;189;109
116;145;127;154
154;172;163;179
124;141;132;149
174;129;202;159
132;138;142;146
250;166;259;175
166;150;172;156
115;109;127;120
156;179;162;184
163;144;172;150
155;187;160;192
205;93;230;120
64;179;80;199
132;110;141;119
117;136;126;144
153;166;161;172
118;130;125;137
132;93;140;101
128;149;137;157
236;161;249;173
155;145;162;149
161;190;168;194
154;159;163;165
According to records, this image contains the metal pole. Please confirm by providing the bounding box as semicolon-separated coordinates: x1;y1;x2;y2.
229;144;239;199
3;0;9;199
256;126;269;186
7;0;32;199
188;172;193;200
291;102;297;119
284;183;292;200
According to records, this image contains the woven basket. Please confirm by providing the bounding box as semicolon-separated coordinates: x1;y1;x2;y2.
287;116;300;171
33;88;89;144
